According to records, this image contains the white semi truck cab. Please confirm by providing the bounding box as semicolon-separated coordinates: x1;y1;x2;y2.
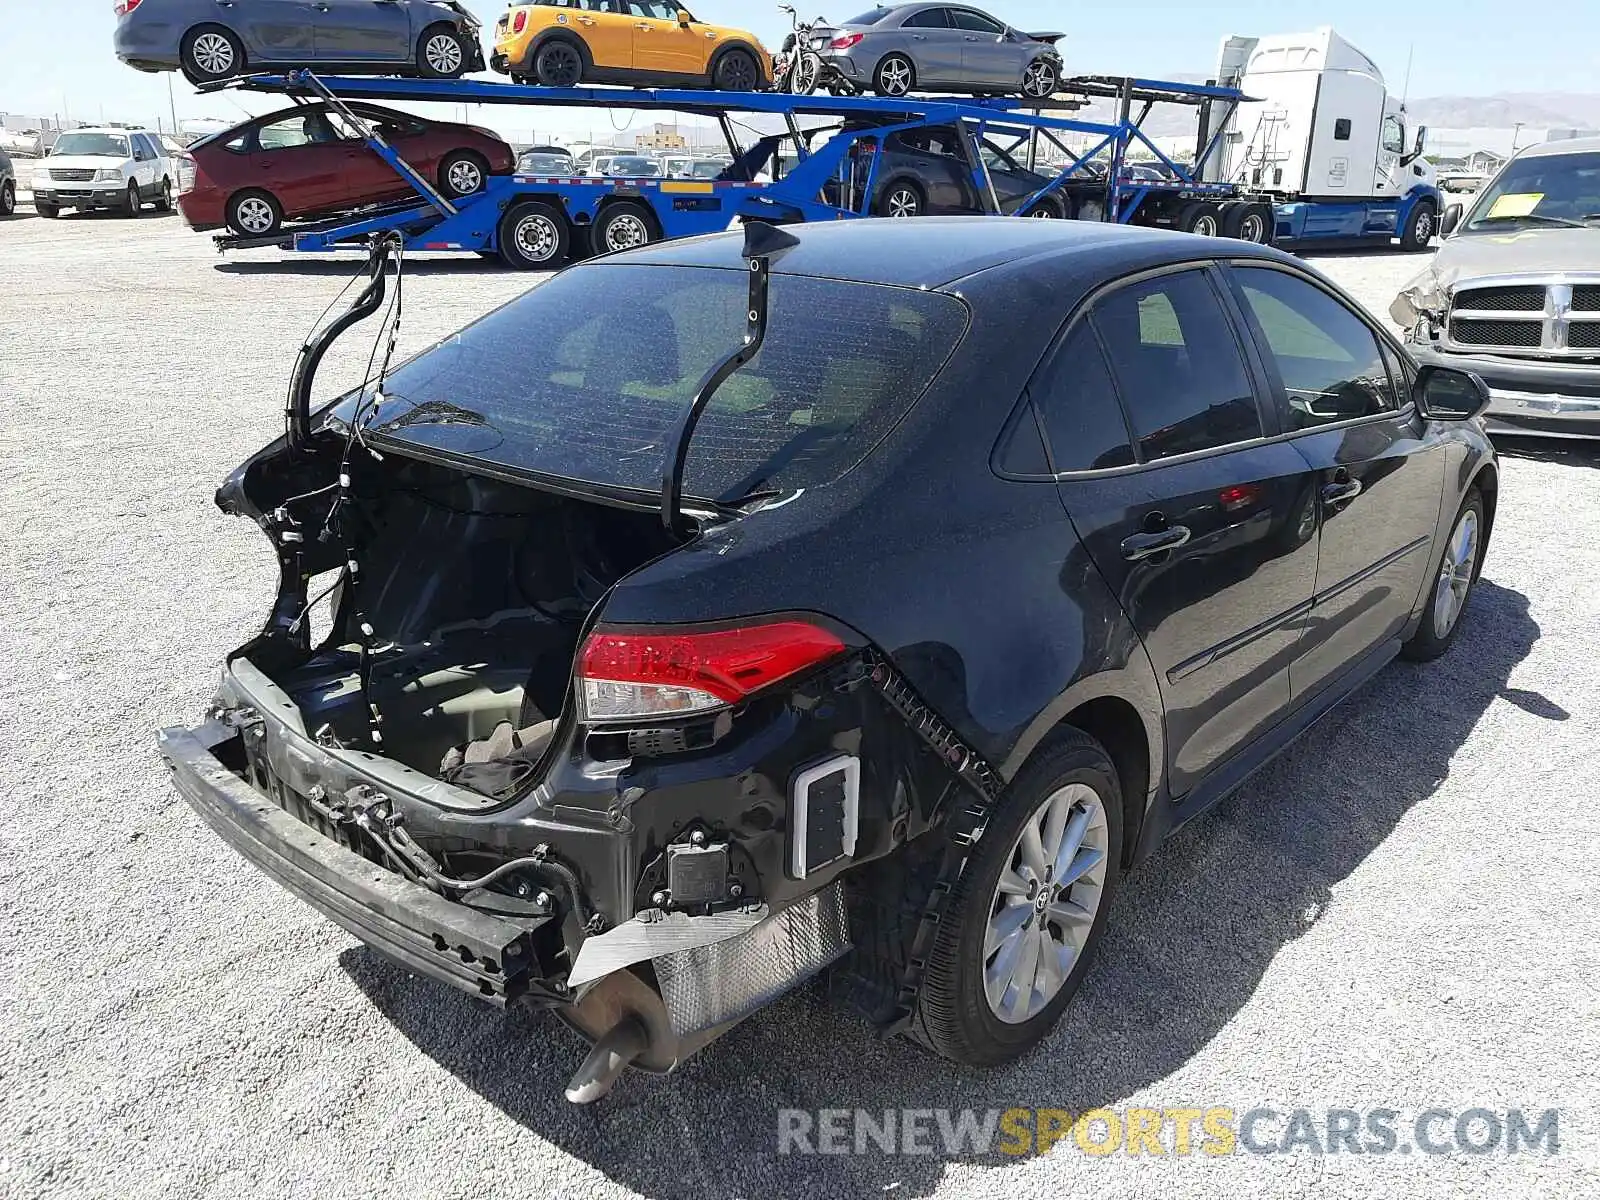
1202;28;1442;249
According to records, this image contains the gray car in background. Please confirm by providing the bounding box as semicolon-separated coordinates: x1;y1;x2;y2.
113;0;485;85
0;149;15;218
821;3;1062;98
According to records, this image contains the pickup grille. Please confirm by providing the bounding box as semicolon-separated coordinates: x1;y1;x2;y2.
1573;285;1600;312
1570;323;1600;350
1450;318;1543;348
1452;285;1545;312
50;168;96;182
1444;279;1600;357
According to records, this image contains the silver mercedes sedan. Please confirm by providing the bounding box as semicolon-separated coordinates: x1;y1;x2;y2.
818;3;1063;98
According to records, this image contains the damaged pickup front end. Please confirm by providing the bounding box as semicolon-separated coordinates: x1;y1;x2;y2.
160;229;994;1102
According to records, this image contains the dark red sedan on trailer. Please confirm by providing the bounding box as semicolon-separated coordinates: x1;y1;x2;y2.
178;102;513;236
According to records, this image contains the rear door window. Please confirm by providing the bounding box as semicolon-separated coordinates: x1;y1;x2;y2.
1231;266;1399;430
902;9;952;28
1089;269;1263;461
1027;322;1135;471
356;264;971;501
949;8;1004;33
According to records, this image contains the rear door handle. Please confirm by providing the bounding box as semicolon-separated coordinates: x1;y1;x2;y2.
1121;526;1191;561
1322;479;1363;506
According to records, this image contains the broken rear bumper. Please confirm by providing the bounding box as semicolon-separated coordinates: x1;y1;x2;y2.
158;720;548;1005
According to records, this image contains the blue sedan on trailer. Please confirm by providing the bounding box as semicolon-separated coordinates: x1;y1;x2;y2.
113;0;485;84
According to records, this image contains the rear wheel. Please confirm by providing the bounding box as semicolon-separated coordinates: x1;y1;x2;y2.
438;151;489;198
712;48;761;92
155;177;174;213
594;201;658;255
908;730;1122;1065
181;24;245;85
1023;195;1066;219
1402;489;1485;661
418;24;470;78
877;180;924;218
534;40;584;88
1021;57;1058;100
1221;200;1273;243
226;189;282;237
874;53;915;98
497;198;570;269
1;180;14;217
1176;200;1222;236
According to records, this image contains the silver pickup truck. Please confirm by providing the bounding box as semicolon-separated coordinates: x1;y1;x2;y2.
1393;136;1600;439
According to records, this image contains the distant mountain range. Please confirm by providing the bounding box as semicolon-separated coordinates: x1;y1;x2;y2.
1402;93;1600;130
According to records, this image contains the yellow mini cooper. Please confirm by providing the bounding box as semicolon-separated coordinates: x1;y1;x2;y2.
493;1;772;91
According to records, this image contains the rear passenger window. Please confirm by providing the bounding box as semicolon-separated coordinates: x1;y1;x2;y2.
1090;270;1262;461
1233;267;1398;431
1029;322;1134;471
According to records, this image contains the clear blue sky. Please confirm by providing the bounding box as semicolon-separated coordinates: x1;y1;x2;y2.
3;0;1594;134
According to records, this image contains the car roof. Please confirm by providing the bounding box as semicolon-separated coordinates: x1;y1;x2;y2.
1516;136;1600;159
610;217;1290;290
63;126;146;135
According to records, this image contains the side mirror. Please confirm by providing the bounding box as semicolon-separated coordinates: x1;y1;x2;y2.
1414;365;1491;421
678;9;692;26
1440;203;1463;239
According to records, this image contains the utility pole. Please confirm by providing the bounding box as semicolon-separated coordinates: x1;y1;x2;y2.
167;73;179;137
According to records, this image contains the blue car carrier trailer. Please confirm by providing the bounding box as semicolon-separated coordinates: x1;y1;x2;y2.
206;70;1290;267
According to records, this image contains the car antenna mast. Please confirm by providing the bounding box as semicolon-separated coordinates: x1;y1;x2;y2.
658;221;801;537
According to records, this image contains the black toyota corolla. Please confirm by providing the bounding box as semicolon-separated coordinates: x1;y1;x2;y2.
161;218;1498;1102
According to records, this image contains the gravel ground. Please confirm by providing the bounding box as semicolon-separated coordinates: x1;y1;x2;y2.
1;208;1597;1200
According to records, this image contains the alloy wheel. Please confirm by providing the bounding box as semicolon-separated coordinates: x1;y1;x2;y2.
1240;212;1266;242
1415;209;1434;243
541;45;581;87
984;783;1109;1024
1022;60;1056;98
425;33;464;76
878;56;912;96
234;196;275;234
446;159;484;195
191;33;235;76
885;187;920;218
514;213;559;263
717;52;758;91
1432;508;1479;639
791;53;822;95
603;213;651;252
1;182;14;216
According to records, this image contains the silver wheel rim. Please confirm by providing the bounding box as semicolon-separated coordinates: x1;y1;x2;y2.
886;188;919;217
880;57;911;96
604;212;650;251
1432;508;1479;639
235;196;274;233
425;33;463;75
514;213;558;262
1193;214;1218;236
1415;210;1434;243
446;159;483;194
985;783;1109;1024
1240;213;1264;242
192;33;235;76
793;54;820;94
2;184;12;213
1029;205;1054;218
1023;61;1054;97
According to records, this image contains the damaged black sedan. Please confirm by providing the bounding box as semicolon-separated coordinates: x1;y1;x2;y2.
161;218;1499;1102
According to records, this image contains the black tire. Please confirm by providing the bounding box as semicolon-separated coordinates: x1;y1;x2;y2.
0;181;14;217
1399;199;1437;251
1401;488;1486;662
123;181;142;217
1021;56;1058;100
226;189;282;237
1221;200;1273;243
712;48;761;92
1176;200;1223;236
533;39;584;88
497;198;570;269
873;53;915;98
35;201;59;219
593;200;659;255
1022;194;1066;219
417;24;470;79
180;24;246;85
790;50;823;96
876;179;924;218
907;729;1124;1065
155;177;174;213
438;150;489;198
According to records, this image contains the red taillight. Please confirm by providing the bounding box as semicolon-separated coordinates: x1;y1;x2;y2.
114;0;142;14
830;32;864;51
512;9;527;33
577;620;847;721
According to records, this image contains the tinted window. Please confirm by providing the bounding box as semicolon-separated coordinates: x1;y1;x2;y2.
1234;267;1397;430
1030;322;1135;472
257;113;343;150
893;126;964;158
1092;270;1261;461
1463;151;1600;231
949;8;1004;33
1333;118;1351;141
1381;115;1405;155
902;8;951;28
343;265;969;501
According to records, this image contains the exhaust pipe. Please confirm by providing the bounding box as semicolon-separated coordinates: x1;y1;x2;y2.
564;1017;650;1104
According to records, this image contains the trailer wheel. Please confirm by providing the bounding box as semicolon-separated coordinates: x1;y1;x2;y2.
1222;200;1273;244
226;189;282;237
417;24;470;78
1176;200;1222;237
1400;200;1437;252
498;199;570;269
594;201;659;255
